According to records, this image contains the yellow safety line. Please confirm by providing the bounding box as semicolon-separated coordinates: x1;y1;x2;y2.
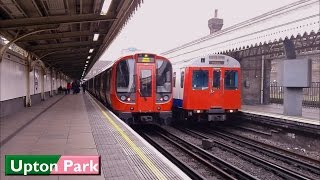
90;96;167;180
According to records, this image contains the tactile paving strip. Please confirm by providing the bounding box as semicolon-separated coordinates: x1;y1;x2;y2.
83;94;183;180
84;95;139;179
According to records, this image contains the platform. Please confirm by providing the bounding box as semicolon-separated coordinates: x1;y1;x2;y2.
240;104;320;126
0;93;189;180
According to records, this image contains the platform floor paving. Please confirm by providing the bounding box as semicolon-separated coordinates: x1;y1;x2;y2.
0;93;188;180
0;95;64;144
241;104;320;125
0;94;103;180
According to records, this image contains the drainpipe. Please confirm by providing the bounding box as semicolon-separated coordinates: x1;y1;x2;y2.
260;55;265;104
30;59;46;100
41;69;45;100
25;54;32;107
50;68;53;97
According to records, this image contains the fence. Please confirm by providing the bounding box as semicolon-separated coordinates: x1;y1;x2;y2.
270;82;320;108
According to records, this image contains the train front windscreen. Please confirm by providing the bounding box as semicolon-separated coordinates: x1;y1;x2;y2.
116;59;136;102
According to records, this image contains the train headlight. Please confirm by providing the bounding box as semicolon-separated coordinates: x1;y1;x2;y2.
120;95;127;101
127;97;131;101
193;110;203;113
163;95;169;101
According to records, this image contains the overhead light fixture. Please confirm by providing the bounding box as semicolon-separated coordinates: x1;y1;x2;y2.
100;0;111;15
93;34;99;41
87;56;91;59
89;48;94;53
86;61;89;63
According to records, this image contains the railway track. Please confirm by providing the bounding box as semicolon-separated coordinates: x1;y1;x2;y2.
178;127;320;180
138;126;258;180
139;131;206;179
212;128;320;169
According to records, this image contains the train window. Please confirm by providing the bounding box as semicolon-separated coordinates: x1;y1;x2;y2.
156;59;172;92
192;70;208;90
140;70;152;97
224;70;238;90
100;73;104;90
173;72;176;87
106;70;111;91
96;75;100;88
213;70;221;89
180;71;184;88
116;59;135;92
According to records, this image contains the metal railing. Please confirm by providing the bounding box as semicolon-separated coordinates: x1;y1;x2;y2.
270;82;320;108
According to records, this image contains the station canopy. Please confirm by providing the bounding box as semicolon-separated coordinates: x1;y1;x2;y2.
0;0;142;79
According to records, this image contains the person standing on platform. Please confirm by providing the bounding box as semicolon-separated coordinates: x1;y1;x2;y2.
81;83;86;94
72;81;76;94
67;82;71;94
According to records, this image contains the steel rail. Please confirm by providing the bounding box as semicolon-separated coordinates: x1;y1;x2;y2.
179;128;317;180
213;129;320;174
156;128;258;180
138;131;206;180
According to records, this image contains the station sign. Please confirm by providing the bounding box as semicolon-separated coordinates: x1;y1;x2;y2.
5;155;100;176
137;54;155;63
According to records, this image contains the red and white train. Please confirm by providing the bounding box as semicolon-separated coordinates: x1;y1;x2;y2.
86;53;173;124
172;54;241;122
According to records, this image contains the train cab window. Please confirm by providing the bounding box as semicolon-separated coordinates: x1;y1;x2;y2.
224;70;238;90
180;71;184;88
192;70;208;90
213;70;221;89
116;59;135;92
156;59;172;92
140;70;152;97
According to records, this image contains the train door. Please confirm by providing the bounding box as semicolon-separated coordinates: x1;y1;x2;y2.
136;64;155;112
223;68;241;109
188;67;211;109
210;69;223;107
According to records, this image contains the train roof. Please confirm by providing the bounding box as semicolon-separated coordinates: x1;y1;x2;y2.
85;53;170;81
172;54;240;69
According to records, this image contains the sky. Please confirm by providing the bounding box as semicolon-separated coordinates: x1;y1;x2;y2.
96;0;299;64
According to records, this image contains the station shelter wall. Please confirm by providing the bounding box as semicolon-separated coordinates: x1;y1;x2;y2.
0;49;67;117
